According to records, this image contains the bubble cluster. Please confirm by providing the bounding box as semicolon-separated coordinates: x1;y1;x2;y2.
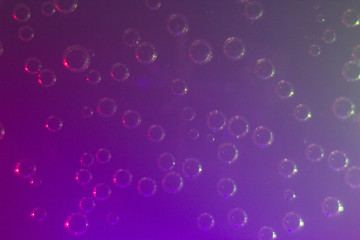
328;150;349;172
217;177;237;198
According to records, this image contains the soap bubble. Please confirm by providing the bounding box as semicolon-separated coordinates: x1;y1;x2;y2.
81;106;93;118
146;0;161;11
305;143;324;163
45;115;63;132
283;189;296;201
148;124;166;142
162;172;184;193
64;212;89;236
63;45;91;73
189;39;213;65
258;226;277;240
13;4;31;22
31;207;47;221
14;159;36;178
85;69;101;85
123;28;141;48
38;69;56;87
92;183;112;200
217;177;237;198
97;98;117;117
80;153;94;167
351;45;360;61
293;104;312;122
278;159;298;178
244;1;264;22
157;152;176;171
197;213;215;231
181;107;196;121
137;177;157;197
41;1;56;16
223;37;246;61
332;97;355;120
25;57;42;74
171;78;188;96
342;9;360;28
106;212;119;225
254;58;275;80
227;115;249;139
282;211;304;233
252;126;274;148
188;128;200;140
75;169;92;185
321;196;344;217
182;158;202;179
136;42;158;64
122;110;141;129
342;60;360;82
227;208;248;228
308;44;321;57
322;29;336;44
95;148;111;164
29;175;42;187
207;110;227;132
167;13;189;37
18;25;35;42
110;63;130;82
316;13;326;23
54;0;79;14
79;197;95;213
328;150;349;172
218;142;239;164
275;80;294;100
345;166;360;188
113;169;133;188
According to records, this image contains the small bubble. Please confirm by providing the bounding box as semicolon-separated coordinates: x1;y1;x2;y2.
293;104;312;122
189;39;213;65
14;159;36;178
13;4;31;22
182;158;202;179
322;29;336;44
305;143;324;163
275;80;294;100
252;126;274;148
63;45;91;73
31;207;47;221
148;124;166;142
97;98;117;117
342;60;360;82
316;13;326;23
321;196;344;217
217;177;237;198
278;158;298;179
332;97;355;120
45;115;63;132
207;110;227;132
308;44;321;57
227;208;248;228
106;212;120;225
41;1;56;16
218;142;239;164
282;211;304;233
64;212;89;236
136;42;158;64
137;177;157;197
79;197;95;213
162;172;184;194
197;213;215;231
18;25;35;42
258;226;277;240
123;28;141;48
283;189;296;201
81;106;93;118
122;110;141;129
110;63;130;82
146;0;161;11
25;57;42;74
244;1;264;22
345;166;360;189
227;115;249;139
181;107;196;121
223;37;246;61
95;148;111;164
328;150;349;172
80;153;94;167
92;183;112;200
167;13;189;37
75;169;92;185
157;152;176;171
171;78;188;96
342;9;360;28
38;69;56;87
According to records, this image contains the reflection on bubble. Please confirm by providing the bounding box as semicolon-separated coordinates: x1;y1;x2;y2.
342;9;360;28
308;44;321;57
80;153;94;167
41;1;56;16
123;28;141;48
252;126;274;148
244;1;263;22
171;78;188;96
227;115;249;139
217;178;237;198
157;152;176;171
81;106;93;118
182;107;196;121
54;0;79;14
278;159;298;179
316;13;326;23
258;226;277;240
92;183;112;200
322;29;336;44
63;45;91;73
207;110;227;132
64;212;89;236
148;124;166;142
167;13;189;37
282;211;304;233
227;208;247;228
321;196;344;217
15;159;36;178
345;166;360;188
18;25;35;42
189;39;213;65
106;212;120;225
352;45;360;61
29;175;42;187
45;115;63;132
218;142;239;164
25;57;42;74
342;60;360;82
188;128;200;140
332;97;355;120
31;207;47;221
122;110;141;129
275;80;294;100
95;148;111;164
85;69;101;85
136;42;158;64
283;189;296;201
0;123;5;140
113;169;133;188
197;212;215;231
137;177;157;197
223;37;246;61
75;169;92;185
38;69;56;87
13;4;31;22
110;63;130;82
97;97;117;117
79;197;95;213
305;143;324;163
182;158;202;179
146;0;161;10
162;172;184;193
293;104;312;122
254;58;275;80
328;150;349;172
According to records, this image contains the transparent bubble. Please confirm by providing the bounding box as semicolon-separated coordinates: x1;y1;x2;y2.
79;197;95;213
136;42;158;64
342;60;360;82
345;166;360;188
63;45;91;73
18;25;35;42
252;126;274;148
14;159;36;178
92;183;112;200
110;63;130;82
80;153;94;167
167;13;189;37
275;80;294;100
81;106;93;118
254;58;275;80
197;213;215;231
207;110;227;132
218;142;239;164
321;196;344;217
227;115;249;139
305;143;324;163
352;45;360;61
45;115;63;132
31;207;47;221
342;9;360;28
206;133;216;144
0;123;5;140
146;0;161;10
106;212;119;225
123;28;141;48
162;172;184;193
308;44;321;57
189;39;213;65
85;69;101;85
223;37;246;61
157;152;176;171
278;159;298;179
97;97;117;117
182;158;202;179
13;4;31;22
54;0;79;14
113;169;133;188
188;128;200;140
41;1;56;16
25;57;42;74
29;175;42;187
181;107;196;121
137;177;157;197
258;226;277;240
332;97;355;120
75;169;92;185
227;208;248;228
316;13;326;23
122;110;141;129
322;29;336;44
244;1;264;22
64;212;89;236
328;150;349;172
171;78;188;96
148;124;166;142
38;69;56;87
282;211;304;233
293;104;312;122
95;148;111;164
283;189;296;201
217;177;237;198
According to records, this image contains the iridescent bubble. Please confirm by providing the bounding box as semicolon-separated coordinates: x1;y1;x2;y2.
122;110;141;129
95;148;111;164
41;1;56;16
148;124;166;142
223;37;246;61
244;1;263;22
81;106;93;118
64;212;89;236
332;97;355;120
157;152;176;171
283;189;296;201
316;13;326;23
321;196;344;217
189;39;213;65
207;110;227;132
342;60;360;82
18;25;35;42
92;183;112;200
25;57;42;74
97;97;117;117
0;123;5;140
258;226;277;240
275;80;294;100
14;159;36;178
136;42;158;64
181;107;196;121
293;104;312;122
13;4;31;22
328;150;349;172
197;213;215;231
63;45;91;73
79;197;95;213
254;58;275;80
54;0;79;14
113;169;133;188
282;211;304;233
171;78;188;96
305;143;324;163
342;9;360;28
352;45;360;61
227;208;248;228
188;128;200;140
218;142;239;164
106;212;119;225
137;177;157;197
322;29;336;44
75;169;92;185
80;153;94;167
252;126;274;148
278;159;298;179
227;115;249;139
31;207;47;221
308;44;321;57
217;177;237;198
167;13;189;37
182;158;202;179
345;166;360;188
45;115;63;132
86;69;101;85
123;28;141;48
110;63;130;82
162;172;184;193
38;69;56;87
146;0;161;11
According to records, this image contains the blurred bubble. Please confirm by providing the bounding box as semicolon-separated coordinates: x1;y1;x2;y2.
275;80;294;100
86;69;101;85
322;29;336;44
342;60;360;82
123;28;141;48
13;4;31;22
146;0;161;10
162;172;184;193
38;69;56;87
244;1;264;22
167;13;189;37
254;58;275;80
312;2;320;10
92;183;112;200
157;152;176;171
352;45;360;61
182;158;202;178
223;37;246;61
188;128;200;140
227;208;247;228
45;115;63;132
136;42;158;64
79;197;95;213
342;9;360;28
332;96;355;120
227;115;249;139
321;196;344;217
122;110;141;129
305;143;324;163
31;207;47;221
137;177;157;197
283;189;296;201
110;63;130;82
95;148;111;164
207;110;227;132
41;1;56;16
80;153;94;167
29;175;42;187
328;150;349;172
189;39;213;65
106;212;119;225
282;211;304;233
258;226;277;240
81;106;93;118
278;159;298;178
316;13;326;23
218;142;239;164
181;107;196;121
308;44;321;57
345;166;360;188
113;169;133;188
217;177;237;198
63;45;91;72
97;97;117;117
148;124;166;142
18;25;35;42
15;159;36;178
64;212;89;236
171;78;188;96
252;126;274;148
206;133;216;144
25;57;42;74
293;104;312;122
197;213;215;231
54;0;79;14
0;123;5;140
75;169;92;185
